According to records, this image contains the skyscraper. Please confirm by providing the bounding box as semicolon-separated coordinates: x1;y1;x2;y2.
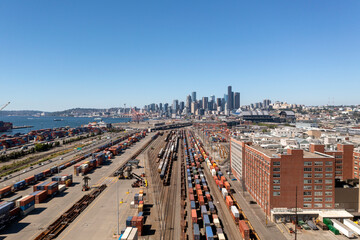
172;100;179;113
202;97;208;110
234;92;240;109
228;86;233;110
192;92;197;102
186;95;192;110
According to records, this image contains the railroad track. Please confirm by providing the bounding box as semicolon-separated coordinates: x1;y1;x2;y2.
34;184;107;240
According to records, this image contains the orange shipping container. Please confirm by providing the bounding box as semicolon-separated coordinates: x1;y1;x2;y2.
226;196;233;208
191;209;197;223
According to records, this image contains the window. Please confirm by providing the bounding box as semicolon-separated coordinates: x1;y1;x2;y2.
325;197;332;202
304;179;312;184
273;174;280;178
326;167;332;172
303;203;312;208
325;203;332;208
273;168;280;172
325;173;333;178
273;186;280;190
314;168;323;172
273;179;280;184
304;162;312;166
304;174;312;178
304;167;312;172
325;192;332;196
335;170;342;175
314;198;322;202
336;160;342;164
315;161;323;166
325;179;333;184
304;191;312;196
304;186;312;190
304;198;312;202
314;174;323;178
336;165;342;169
314;203;323;208
314;192;323;196
314;179;323;184
273;161;280;166
314;185;323;190
273;192;280;196
325;161;333;166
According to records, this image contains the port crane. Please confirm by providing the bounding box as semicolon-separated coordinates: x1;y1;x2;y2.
0;102;10;111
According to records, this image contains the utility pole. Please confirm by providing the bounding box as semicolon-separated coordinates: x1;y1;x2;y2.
295;186;298;240
117;180;119;236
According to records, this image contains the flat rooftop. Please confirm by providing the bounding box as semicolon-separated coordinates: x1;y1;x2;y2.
248;145;331;159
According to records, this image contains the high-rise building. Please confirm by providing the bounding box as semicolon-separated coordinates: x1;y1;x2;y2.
164;103;168;112
179;101;185;111
159;103;163;111
191;102;197;114
172;100;179;113
186;95;192;109
216;98;222;107
202;97;208;110
224;94;228;103
192;92;197;102
234;92;240;109
227;86;233;110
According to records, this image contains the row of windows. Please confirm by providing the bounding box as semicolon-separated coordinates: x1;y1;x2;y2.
303;203;332;208
304;191;332;196
303;173;333;178
304;185;332;190
304;161;333;166
304;167;324;172
304;179;333;184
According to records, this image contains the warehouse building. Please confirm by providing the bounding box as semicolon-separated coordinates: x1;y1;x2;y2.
230;137;336;218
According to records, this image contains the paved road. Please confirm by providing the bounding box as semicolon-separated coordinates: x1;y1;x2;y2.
0;132;129;187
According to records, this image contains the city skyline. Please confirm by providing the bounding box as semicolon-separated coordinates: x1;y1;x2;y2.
1;1;359;111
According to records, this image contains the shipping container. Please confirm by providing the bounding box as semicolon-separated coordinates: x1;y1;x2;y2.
343;219;360;235
193;223;200;240
331;219;354;238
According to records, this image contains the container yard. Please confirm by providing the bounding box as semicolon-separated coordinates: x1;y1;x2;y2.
2;125;358;240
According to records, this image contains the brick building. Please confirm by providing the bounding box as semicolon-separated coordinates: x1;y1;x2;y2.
310;143;354;180
231;138;335;217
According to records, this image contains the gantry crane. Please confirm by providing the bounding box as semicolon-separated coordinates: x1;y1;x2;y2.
0;102;10;111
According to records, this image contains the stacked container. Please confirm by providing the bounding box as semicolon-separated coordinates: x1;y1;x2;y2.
16;195;35;215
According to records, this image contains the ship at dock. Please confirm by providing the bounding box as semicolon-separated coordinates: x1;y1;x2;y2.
0;121;13;132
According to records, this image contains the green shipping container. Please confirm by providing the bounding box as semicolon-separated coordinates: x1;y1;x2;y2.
323;218;333;226
328;226;340;235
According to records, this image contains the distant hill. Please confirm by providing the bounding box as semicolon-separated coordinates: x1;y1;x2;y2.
0;110;45;116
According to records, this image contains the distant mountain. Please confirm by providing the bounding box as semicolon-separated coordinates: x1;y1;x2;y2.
0;110;45;116
0;107;134;117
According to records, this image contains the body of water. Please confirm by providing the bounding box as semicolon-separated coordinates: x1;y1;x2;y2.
0;116;132;135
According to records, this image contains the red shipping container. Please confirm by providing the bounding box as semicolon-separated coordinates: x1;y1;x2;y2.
239;220;250;240
0;186;11;195
203;186;208;192
205;194;211;201
191;209;197;223
137;216;144;225
20;195;35;206
188;188;193;195
198;196;205;206
25;176;35;184
189;194;195;201
195;184;201;190
221;176;226;183
35;190;47;203
197;189;203;197
131;216;137;227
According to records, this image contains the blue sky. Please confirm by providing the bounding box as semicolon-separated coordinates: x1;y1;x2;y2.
0;1;359;111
